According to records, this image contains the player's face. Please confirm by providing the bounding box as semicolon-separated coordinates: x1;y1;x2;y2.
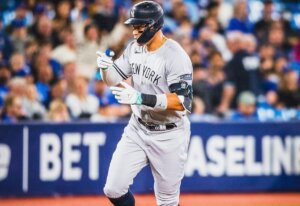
132;24;146;40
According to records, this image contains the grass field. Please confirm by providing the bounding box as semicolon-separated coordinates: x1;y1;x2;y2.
1;193;300;206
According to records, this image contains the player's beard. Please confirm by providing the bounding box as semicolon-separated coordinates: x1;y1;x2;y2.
134;31;145;46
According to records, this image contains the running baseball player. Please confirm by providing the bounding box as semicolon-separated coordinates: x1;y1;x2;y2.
96;1;193;206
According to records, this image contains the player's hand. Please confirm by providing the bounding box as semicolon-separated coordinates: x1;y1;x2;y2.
96;51;113;70
110;82;142;105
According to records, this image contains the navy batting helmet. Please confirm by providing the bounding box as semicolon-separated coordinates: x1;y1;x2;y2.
125;1;164;45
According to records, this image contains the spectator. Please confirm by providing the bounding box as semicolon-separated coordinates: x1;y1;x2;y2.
50;78;68;102
254;0;274;43
193;51;226;113
268;21;290;56
51;27;77;65
35;63;54;106
24;40;38;67
229;91;258;120
71;0;89;43
242;34;257;54
1;94;28;123
33;41;62;79
93;80;130;118
194;1;224;35
62;61;77;93
52;0;72;47
277;69;300;108
189;96;219;122
47;99;70;122
219;31;262;113
257;91;281;121
31;15;55;45
8;77;27;99
23;83;47;120
9;52;31;78
227;0;253;33
66;76;99;119
0;63;11;109
76;23;100;79
92;0;119;33
9;18;32;54
0;16;13;61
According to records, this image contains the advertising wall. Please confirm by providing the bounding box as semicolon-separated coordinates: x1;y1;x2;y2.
0;121;299;197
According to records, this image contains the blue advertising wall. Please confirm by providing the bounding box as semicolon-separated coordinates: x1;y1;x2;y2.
0;121;299;197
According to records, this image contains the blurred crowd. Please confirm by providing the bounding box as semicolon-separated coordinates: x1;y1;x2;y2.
0;0;300;123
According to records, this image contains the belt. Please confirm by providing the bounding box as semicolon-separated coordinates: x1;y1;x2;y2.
137;117;177;131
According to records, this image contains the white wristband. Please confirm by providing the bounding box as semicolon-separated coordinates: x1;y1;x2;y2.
154;94;168;110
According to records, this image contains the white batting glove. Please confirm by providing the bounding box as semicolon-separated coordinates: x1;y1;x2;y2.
96;51;113;70
110;82;142;105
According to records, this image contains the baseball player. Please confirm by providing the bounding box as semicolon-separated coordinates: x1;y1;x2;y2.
96;1;193;206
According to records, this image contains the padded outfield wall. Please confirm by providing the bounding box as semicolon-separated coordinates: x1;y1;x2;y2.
0;121;299;197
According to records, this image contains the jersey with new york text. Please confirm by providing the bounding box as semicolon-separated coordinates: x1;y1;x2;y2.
114;39;193;124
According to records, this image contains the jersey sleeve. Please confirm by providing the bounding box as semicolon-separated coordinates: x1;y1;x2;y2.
166;50;193;86
113;42;134;80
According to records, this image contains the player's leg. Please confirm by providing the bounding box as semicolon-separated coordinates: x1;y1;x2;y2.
149;120;190;206
104;130;148;206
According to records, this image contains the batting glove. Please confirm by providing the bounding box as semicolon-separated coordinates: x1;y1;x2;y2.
96;51;113;70
110;82;143;105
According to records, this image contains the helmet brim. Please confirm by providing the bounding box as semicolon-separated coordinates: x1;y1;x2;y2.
124;18;153;25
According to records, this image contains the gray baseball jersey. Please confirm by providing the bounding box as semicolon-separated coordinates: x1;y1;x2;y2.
104;39;192;206
114;39;193;124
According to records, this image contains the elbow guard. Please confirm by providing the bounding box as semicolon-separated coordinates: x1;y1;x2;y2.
169;81;193;113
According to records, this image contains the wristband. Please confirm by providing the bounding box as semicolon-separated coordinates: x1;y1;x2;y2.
140;93;167;110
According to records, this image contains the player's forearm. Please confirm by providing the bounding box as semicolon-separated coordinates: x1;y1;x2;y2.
101;68;123;86
140;93;184;111
166;93;184;111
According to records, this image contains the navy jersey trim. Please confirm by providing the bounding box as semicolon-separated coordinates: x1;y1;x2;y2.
113;63;128;80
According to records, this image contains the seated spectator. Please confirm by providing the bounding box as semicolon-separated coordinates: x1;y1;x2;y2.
8;77;27;98
52;0;72;47
24;40;38;67
9;18;32;54
66;76;99;119
254;0;273;43
189;96;219;122
229;91;258;120
257;91;282;121
47;99;70;122
0;18;13;61
0;63;11;109
93;80;130;119
50;78;68;102
1;94;28;123
62;61;77;93
227;0;253;33
9;52;31;78
33;41;62;79
193;51;225;114
31;15;55;45
35;63;54;106
23;83;46;120
277;69;300;108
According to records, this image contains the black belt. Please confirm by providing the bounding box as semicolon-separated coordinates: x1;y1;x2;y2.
137;117;177;131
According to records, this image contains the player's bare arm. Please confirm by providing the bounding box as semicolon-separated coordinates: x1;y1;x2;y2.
166;93;184;111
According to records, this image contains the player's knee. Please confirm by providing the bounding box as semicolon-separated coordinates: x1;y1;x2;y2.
103;184;127;199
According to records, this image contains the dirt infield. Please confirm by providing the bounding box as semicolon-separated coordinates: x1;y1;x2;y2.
1;193;300;206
